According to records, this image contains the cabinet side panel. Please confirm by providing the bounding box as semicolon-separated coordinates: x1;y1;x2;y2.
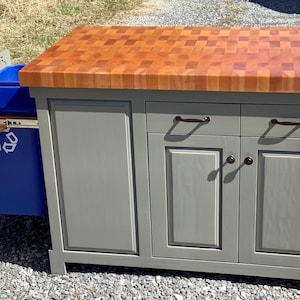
50;100;137;254
166;148;220;248
257;152;300;254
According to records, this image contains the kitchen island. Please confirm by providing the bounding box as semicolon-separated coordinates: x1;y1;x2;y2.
20;26;300;279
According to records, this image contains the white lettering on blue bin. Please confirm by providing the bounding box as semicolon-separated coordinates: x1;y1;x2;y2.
2;142;17;153
0;129;18;154
6;131;18;144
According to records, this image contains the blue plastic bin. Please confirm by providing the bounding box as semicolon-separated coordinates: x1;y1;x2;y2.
0;64;24;85
0;65;47;216
0;64;36;115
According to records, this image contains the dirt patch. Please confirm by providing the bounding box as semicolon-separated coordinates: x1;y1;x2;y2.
109;0;163;21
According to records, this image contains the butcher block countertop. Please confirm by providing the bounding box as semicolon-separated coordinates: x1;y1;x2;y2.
19;26;300;93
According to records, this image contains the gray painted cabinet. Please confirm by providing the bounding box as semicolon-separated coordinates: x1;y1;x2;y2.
31;89;300;279
147;101;300;270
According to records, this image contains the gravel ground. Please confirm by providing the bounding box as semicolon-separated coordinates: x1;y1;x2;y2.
112;0;300;26
1;1;300;299
0;216;300;300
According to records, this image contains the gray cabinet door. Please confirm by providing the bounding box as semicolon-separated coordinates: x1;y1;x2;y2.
50;100;137;254
148;133;239;262
240;137;300;267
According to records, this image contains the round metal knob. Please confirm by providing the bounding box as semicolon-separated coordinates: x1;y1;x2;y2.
226;155;236;164
244;156;254;165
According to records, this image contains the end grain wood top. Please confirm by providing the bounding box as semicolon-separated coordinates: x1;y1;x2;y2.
19;26;300;92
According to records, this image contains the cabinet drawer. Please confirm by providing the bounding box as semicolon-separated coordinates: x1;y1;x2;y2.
242;105;300;138
146;102;240;136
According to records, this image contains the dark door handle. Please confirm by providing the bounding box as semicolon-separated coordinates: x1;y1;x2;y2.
271;119;300;126
175;116;211;123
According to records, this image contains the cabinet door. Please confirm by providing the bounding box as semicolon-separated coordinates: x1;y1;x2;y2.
240;137;300;268
50;100;137;254
148;134;239;262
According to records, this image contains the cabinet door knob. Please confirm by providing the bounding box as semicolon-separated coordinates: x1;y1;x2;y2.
226;155;236;164
244;156;254;165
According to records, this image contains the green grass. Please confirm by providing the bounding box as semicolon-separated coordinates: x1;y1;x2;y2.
57;3;83;16
104;0;129;10
0;0;140;64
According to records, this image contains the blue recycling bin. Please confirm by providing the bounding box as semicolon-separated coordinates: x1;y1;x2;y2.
0;65;47;215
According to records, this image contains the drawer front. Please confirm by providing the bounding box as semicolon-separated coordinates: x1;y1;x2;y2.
242;105;300;138
146;102;240;136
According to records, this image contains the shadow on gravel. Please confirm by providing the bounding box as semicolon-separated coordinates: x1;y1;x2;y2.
68;264;300;290
0;215;51;273
250;0;300;14
0;215;299;291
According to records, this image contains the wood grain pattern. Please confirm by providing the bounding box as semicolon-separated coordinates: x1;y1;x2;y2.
19;26;300;92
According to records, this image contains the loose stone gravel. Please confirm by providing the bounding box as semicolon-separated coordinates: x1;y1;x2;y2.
111;0;300;26
0;215;299;300
1;1;300;299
